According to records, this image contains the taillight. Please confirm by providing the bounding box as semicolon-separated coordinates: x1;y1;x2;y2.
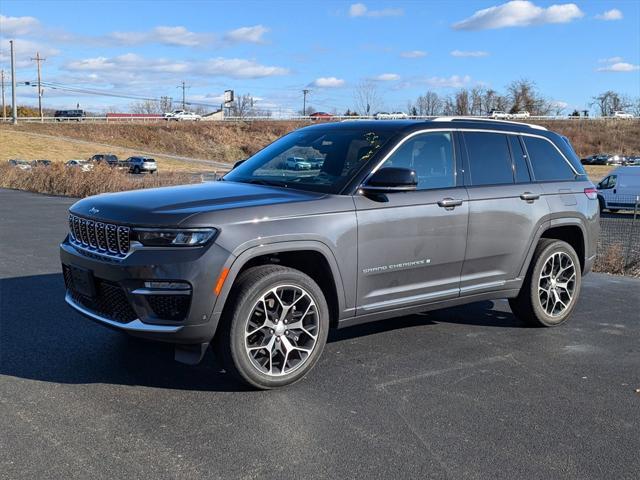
584;187;598;200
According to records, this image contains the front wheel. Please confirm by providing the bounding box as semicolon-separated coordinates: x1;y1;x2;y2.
509;239;582;327
217;265;329;389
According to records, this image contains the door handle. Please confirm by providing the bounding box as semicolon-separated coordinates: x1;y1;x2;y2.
613;189;617;194
437;198;463;210
520;192;540;203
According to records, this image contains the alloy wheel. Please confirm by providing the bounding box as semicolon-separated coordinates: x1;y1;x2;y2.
538;252;576;317
244;285;319;376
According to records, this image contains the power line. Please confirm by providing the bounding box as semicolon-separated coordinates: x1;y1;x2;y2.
30;52;46;122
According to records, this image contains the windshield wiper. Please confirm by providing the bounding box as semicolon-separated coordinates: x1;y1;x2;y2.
242;178;288;188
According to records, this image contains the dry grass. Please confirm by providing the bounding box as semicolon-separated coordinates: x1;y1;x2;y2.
593;244;640;277
0;162;197;198
2;119;638;179
0;129;217;173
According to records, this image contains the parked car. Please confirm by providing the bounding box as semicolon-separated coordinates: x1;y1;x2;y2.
374;112;408;120
308;157;325;169
31;159;52;167
163;109;185;119
583;154;611;166
511;111;530;119
489;110;511;119
625;156;640;166
597;166;640;212
170;111;201;121
126;156;157;174
611;111;634;119
8;159;32;170
65;160;94;172
581;154;599;165
285;156;312;170
61;118;598;389
309;112;333;120
89;154;119;166
606;154;625;166
54;110;85;121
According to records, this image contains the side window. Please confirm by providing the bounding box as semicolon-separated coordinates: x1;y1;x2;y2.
508;135;531;183
382;132;455;190
600;175;617;189
523;136;575;181
464;132;514;186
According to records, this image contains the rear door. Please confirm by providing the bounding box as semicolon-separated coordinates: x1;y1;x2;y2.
355;131;468;314
460;131;549;294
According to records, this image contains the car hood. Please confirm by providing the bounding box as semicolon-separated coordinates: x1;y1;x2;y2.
70;181;323;226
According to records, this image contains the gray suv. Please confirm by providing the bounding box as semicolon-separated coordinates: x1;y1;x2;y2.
60;118;599;389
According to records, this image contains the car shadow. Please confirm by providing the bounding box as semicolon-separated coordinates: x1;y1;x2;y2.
0;273;523;392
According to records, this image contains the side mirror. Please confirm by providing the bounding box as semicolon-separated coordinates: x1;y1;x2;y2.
360;167;418;194
233;159;247;169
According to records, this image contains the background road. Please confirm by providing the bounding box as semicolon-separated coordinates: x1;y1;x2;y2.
1;188;639;479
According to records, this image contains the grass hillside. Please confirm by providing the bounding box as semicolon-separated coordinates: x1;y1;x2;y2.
1;120;638;180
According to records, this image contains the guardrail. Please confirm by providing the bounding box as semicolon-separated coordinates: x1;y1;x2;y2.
1;115;638;124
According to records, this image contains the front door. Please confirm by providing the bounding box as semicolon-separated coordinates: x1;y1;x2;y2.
354;131;468;315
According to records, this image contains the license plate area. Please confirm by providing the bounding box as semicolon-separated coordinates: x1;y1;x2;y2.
69;265;96;298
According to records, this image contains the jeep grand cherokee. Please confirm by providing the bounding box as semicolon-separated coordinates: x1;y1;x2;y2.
61;118;599;389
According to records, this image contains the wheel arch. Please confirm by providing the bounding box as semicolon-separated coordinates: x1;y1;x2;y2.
212;241;346;328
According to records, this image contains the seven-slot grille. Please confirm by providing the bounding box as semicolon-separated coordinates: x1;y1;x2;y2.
68;214;130;256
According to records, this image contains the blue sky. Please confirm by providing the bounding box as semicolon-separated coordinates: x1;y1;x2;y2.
1;0;638;115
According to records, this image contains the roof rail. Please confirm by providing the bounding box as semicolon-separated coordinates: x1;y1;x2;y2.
431;116;547;131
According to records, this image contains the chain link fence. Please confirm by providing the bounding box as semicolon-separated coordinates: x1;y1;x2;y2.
595;195;640;276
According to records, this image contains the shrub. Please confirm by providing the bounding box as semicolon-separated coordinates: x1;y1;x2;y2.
0;162;197;198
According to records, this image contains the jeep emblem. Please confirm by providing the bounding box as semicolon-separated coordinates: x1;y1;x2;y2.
89;207;100;215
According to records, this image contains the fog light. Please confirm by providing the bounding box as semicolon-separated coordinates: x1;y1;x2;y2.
144;281;191;290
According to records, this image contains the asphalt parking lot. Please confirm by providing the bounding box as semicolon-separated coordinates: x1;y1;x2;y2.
1;188;639;480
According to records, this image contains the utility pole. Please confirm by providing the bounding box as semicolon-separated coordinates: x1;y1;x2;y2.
177;81;190;110
302;89;310;116
30;51;46;122
1;70;6;120
10;40;17;124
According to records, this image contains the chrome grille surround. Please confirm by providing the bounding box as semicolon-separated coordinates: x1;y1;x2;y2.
68;214;131;258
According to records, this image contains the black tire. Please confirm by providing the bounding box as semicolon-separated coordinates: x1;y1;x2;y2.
217;265;330;389
597;196;605;213
509;239;582;327
133;166;140;174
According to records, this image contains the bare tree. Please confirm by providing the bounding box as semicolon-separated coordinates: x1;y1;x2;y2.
130;99;161;114
230;94;255;117
631;98;640;117
591;91;631;117
353;80;383;116
506;79;550;115
455;89;470;115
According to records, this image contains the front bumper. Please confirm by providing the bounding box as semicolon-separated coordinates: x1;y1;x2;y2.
60;237;233;344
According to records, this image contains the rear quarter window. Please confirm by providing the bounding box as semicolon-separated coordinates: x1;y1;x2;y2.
523;136;575;182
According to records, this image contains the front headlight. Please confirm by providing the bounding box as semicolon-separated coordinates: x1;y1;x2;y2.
134;228;217;247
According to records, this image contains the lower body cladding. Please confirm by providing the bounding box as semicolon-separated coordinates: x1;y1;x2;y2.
60;237;232;362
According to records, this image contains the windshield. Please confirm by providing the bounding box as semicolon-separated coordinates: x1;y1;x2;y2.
223;127;392;194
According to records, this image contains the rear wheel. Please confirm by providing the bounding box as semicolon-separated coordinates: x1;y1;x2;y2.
217;265;329;389
509;239;581;327
133;166;140;174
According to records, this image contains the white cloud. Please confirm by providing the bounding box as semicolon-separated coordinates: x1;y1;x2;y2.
0;39;59;68
0;15;40;36
109;26;214;47
312;77;346;88
595;9;623;21
453;1;583;30
599;56;624;64
349;3;403;18
65;53;288;79
451;50;489;57
224;25;269;44
202;58;288;78
373;73;400;81
400;50;427;58
597;62;640;72
423;75;473;88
